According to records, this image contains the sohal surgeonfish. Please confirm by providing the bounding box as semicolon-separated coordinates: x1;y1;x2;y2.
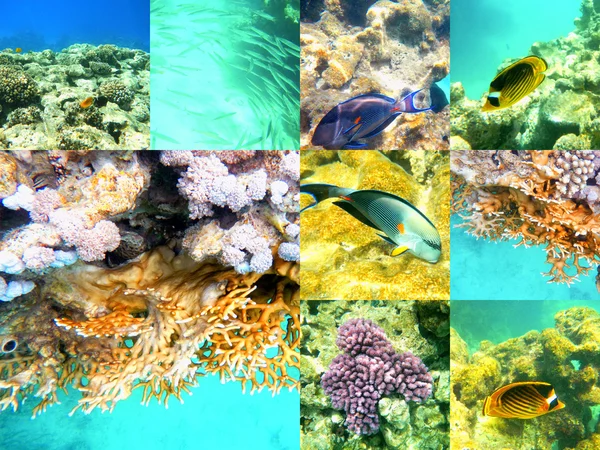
483;381;565;419
312;88;436;149
300;183;441;263
482;56;547;112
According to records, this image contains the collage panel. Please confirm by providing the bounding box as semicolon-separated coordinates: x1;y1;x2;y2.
451;150;600;300
0;150;300;449
150;0;300;150
300;0;449;150
451;299;600;450
301;300;449;449
300;150;449;300
0;2;150;151
450;0;590;150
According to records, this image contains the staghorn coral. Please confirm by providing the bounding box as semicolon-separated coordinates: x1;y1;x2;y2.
452;150;600;286
451;306;600;450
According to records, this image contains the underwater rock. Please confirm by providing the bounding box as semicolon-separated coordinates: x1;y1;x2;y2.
301;150;449;300
0;44;149;150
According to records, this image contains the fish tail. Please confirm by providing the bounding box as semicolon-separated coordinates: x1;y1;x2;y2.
300;183;354;212
398;89;432;113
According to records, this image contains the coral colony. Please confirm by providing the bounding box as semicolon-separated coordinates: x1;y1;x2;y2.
0;150;300;416
452;150;600;285
321;318;433;435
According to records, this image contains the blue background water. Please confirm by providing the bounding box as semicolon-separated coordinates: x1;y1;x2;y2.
451;215;598;300
452;300;600;354
0;373;299;450
0;0;149;52
451;0;581;99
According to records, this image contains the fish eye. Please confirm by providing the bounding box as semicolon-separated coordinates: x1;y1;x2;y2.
2;339;17;353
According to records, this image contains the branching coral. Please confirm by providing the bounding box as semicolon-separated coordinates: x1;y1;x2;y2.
0;246;299;416
452;150;600;285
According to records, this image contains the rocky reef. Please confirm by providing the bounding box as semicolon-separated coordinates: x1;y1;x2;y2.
301;150;449;300
0;150;299;415
451;0;600;150
452;150;600;290
0;44;149;150
451;306;600;450
301;0;449;150
301;300;449;450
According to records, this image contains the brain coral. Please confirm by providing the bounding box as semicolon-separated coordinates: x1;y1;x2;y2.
0;66;38;106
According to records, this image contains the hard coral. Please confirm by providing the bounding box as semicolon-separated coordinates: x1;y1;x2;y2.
0;66;38;106
452;150;600;285
0;246;300;415
321;318;433;435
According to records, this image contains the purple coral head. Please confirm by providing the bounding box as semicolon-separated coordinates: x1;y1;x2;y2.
321;318;433;435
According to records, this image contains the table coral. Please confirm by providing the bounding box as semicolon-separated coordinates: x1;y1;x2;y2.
451;306;600;450
0;150;300;416
452;150;600;288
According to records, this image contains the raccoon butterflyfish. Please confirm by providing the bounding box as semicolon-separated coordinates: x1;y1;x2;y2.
15;48;22;53
482;56;547;112
300;183;441;263
483;381;565;419
311;89;436;150
80;97;94;109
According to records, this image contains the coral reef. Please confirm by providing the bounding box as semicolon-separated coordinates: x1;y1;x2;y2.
321;318;433;435
301;300;449;450
0;150;300;416
451;0;600;150
301;150;449;300
452;150;600;288
301;0;449;150
0;44;149;150
451;306;600;450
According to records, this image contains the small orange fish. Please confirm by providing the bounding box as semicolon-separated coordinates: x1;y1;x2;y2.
80;97;94;109
15;48;22;53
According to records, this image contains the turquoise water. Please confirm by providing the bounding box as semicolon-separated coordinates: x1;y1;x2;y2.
0;0;149;52
451;215;598;300
0;373;299;450
451;0;581;99
151;0;300;150
451;300;600;354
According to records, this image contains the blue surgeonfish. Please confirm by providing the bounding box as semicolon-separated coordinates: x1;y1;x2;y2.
311;89;437;150
301;183;441;263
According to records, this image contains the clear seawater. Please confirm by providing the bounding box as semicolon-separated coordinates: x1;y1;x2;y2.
0;372;299;450
451;215;598;300
0;0;149;52
451;0;580;99
150;0;300;150
451;300;600;354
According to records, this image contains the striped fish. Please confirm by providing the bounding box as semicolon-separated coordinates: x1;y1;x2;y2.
300;183;441;263
483;381;565;419
482;56;547;112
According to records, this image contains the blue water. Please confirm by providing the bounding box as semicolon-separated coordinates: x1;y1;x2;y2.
452;300;600;354
451;215;599;300
451;0;581;99
0;373;299;450
0;0;149;52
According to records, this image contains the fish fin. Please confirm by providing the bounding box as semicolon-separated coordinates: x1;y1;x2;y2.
377;233;396;245
301;184;356;212
429;83;449;113
334;201;381;231
340;93;396;105
342;141;368;149
399;89;432;113
343;122;363;141
360;113;401;139
391;246;409;257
